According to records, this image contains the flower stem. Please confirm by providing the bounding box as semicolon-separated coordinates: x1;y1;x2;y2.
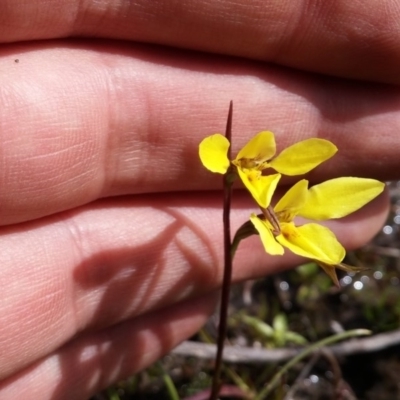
209;101;233;400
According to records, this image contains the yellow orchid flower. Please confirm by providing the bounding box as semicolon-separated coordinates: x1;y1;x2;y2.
199;131;337;208
250;177;385;283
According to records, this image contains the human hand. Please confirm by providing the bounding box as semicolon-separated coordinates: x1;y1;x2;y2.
0;1;396;398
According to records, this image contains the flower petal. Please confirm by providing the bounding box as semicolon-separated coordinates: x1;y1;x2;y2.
269;138;337;176
235;131;276;167
276;222;345;264
250;214;284;255
298;177;385;220
274;179;308;222
239;170;281;208
199;134;230;174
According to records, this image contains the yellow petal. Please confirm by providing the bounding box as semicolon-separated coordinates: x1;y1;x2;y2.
269;138;337;176
199;134;230;174
239;170;281;208
298;177;385;220
277;222;345;264
235;131;276;168
274;179;308;222
250;214;284;255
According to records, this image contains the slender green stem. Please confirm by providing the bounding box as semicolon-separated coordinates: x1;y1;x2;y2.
157;361;180;400
254;329;371;400
209;101;233;400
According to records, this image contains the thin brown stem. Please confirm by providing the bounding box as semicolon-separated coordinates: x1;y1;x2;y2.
209;101;233;400
263;205;281;235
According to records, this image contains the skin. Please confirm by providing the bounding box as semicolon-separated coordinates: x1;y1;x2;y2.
0;0;397;398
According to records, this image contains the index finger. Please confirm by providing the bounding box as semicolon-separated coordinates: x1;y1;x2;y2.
0;40;399;225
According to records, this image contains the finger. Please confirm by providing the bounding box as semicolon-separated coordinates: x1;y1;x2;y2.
0;41;398;224
0;293;217;400
0;190;388;380
1;1;400;83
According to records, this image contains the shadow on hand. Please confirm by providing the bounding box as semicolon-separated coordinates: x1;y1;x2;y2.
48;193;220;399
